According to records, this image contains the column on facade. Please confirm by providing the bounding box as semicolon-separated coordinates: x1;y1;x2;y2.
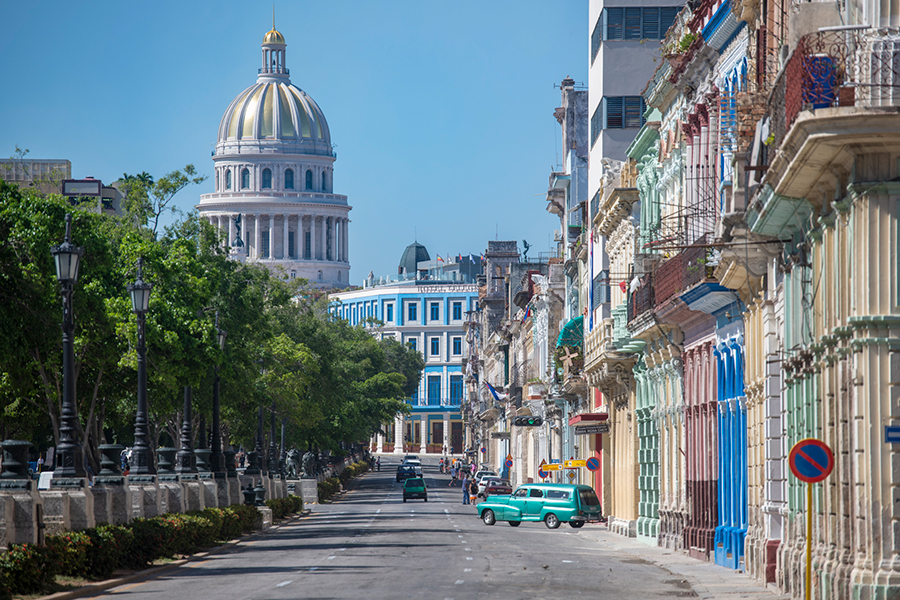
309;215;317;261
335;217;341;262
268;215;275;260
419;414;427;454
254;214;261;260
228;214;235;249
283;214;290;260
377;430;384;454
342;218;349;264
443;413;450;455
325;217;332;261
394;414;404;454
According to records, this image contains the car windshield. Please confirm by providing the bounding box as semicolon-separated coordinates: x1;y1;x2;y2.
579;489;601;506
488;479;510;487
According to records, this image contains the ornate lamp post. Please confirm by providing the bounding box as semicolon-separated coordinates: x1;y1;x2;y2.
209;313;227;475
127;258;155;478
50;214;86;480
268;400;279;477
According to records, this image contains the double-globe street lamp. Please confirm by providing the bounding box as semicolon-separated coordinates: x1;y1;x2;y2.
127;258;155;478
210;312;227;475
50;214;86;481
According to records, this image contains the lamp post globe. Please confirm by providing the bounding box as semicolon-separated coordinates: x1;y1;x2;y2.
50;213;86;480
127;258;155;477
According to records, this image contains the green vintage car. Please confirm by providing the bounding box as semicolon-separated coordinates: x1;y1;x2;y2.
476;483;602;529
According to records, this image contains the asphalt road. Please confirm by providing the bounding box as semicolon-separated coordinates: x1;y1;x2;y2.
84;456;699;600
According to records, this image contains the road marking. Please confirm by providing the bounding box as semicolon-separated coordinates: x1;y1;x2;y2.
444;509;449;514
376;509;382;514
464;547;471;551
338;548;346;551
309;567;318;571
455;580;465;585
461;541;467;544
327;556;336;560
464;568;472;572
275;581;292;587
188;560;211;568
562;560;574;563
466;557;473;561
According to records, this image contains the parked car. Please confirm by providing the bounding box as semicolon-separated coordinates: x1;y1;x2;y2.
476;483;602;529
481;477;512;498
396;465;419;482
403;454;419;462
473;470;497;485
403;477;427;502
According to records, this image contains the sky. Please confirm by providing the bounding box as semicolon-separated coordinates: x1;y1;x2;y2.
0;1;587;283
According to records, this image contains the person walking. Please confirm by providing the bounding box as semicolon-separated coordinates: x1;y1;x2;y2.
469;477;479;504
461;472;470;504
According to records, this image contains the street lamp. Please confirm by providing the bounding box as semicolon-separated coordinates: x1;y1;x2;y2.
210;312;227;475
128;258;155;477
50;213;86;480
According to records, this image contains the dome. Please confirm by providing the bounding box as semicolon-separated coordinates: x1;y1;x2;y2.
263;28;285;44
399;242;430;275
217;81;331;151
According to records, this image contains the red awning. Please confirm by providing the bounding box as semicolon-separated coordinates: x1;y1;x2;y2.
568;412;608;426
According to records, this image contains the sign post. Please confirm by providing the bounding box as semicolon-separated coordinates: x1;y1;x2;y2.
789;439;834;600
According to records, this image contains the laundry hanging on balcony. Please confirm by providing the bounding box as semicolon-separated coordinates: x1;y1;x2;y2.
556;315;584;349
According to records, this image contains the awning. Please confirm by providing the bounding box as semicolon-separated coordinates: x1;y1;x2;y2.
568;412;609;426
556;315;584;349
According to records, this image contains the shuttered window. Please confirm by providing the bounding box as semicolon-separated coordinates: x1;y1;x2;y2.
603;96;646;129
602;6;679;41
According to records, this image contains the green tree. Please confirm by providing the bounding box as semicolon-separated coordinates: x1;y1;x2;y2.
119;166;205;235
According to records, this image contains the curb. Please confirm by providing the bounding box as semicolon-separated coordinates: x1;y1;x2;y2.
37;510;312;600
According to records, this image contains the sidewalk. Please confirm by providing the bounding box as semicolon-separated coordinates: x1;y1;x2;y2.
577;525;792;600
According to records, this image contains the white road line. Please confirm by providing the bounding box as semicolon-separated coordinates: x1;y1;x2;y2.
275;581;292;587
455;580;465;585
461;541;467;544
562;560;574;563
444;509;449;514
309;567;318;571
464;568;472;572
376;509;382;514
466;557;473;561
338;548;346;551
327;556;336;560
464;547;471;551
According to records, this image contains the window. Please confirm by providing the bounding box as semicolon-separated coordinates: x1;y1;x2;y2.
591;15;602;63
241;168;250;189
225;169;232;190
450;375;463;403
514;488;528;498
407;337;417;351
408;303;418;322
529;488;544;498
261;231;270;258
290;270;296;279
215;171;219;190
452;302;462;320
322;171;328;192
288;231;295;258
547;490;571;499
430;337;440;356
603;96;646;129
430;302;439;321
305;231;311;259
306;169;313;190
410;386;418;402
317;270;323;281
591;104;602;147
602;7;678;41
386;304;394;322
285;168;294;189
262;168;272;189
427;375;441;406
452;337;462;355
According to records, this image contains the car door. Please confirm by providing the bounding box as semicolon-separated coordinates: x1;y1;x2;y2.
506;487;529;520
524;488;545;519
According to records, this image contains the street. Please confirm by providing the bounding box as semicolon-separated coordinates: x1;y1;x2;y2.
82;456;703;600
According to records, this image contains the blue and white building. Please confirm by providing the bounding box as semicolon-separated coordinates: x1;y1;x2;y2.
330;242;481;455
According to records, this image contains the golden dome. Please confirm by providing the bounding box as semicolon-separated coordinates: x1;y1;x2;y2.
263;28;285;44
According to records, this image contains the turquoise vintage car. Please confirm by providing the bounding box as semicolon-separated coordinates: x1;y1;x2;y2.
476;483;602;529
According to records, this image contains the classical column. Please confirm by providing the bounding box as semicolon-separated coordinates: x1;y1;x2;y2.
228;214;235;250
283;214;289;260
254;214;261;260
443;413;450;455
394;414;404;454
310;215;317;261
419;414;427;454
343;218;349;264
269;215;275;260
377;430;384;454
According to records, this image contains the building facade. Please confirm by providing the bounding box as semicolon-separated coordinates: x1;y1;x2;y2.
197;26;350;288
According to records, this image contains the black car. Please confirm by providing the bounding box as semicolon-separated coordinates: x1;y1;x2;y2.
396;465;418;482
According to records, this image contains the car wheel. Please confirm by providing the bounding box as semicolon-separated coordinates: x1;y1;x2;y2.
403;498;407;502
569;521;584;528
424;497;428;502
508;521;521;527
481;509;496;526
544;513;560;529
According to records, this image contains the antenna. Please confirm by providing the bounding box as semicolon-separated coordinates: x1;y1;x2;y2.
273;4;276;28
495;222;499;240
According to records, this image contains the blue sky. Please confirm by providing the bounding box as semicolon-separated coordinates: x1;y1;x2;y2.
0;1;587;282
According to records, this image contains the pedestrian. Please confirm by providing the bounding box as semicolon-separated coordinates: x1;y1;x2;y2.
37;455;44;473
469;477;479;504
461;473;469;504
376;457;380;471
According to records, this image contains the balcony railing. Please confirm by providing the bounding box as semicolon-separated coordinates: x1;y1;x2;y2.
766;27;900;161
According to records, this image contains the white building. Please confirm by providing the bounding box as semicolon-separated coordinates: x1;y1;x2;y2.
197;25;350;287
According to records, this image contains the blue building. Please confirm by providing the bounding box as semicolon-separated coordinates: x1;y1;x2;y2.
329;242;481;455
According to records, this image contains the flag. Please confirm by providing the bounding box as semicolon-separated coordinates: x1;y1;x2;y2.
458;253;463;262
469;253;476;263
480;253;485;261
437;255;444;263
522;305;531;322
485;382;507;402
619;280;627;294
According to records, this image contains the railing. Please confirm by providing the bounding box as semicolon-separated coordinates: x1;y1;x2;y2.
654;238;709;307
766;28;900;161
627;274;655;322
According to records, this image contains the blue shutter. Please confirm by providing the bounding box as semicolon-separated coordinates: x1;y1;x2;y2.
605;97;624;129
624;8;642;40
624;96;644;128
642;8;660;39
661;7;679;37
605;8;623;40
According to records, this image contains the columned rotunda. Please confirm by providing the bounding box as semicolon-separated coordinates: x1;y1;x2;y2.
197;25;350;287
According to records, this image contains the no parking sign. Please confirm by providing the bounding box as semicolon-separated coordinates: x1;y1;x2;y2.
789;438;834;483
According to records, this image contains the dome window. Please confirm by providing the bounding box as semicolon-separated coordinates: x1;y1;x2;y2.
285;168;294;189
262;168;272;189
322;171;328;192
241;168;250;189
225;170;232;190
305;169;313;190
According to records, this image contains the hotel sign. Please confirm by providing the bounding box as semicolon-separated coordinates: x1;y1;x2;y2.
574;423;609;435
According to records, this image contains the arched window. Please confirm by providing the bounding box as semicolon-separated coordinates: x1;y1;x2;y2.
262;168;272;189
225;169;232;190
241;168;250;189
290;270;296;279
284;168;294;189
322;171;328;192
306;169;313;190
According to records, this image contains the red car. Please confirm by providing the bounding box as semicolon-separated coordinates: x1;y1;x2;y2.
482;477;513;498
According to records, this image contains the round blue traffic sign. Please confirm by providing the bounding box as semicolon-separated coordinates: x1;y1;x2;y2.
505;458;513;468
481;447;486;453
789;438;833;483
586;456;600;472
537;468;547;479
